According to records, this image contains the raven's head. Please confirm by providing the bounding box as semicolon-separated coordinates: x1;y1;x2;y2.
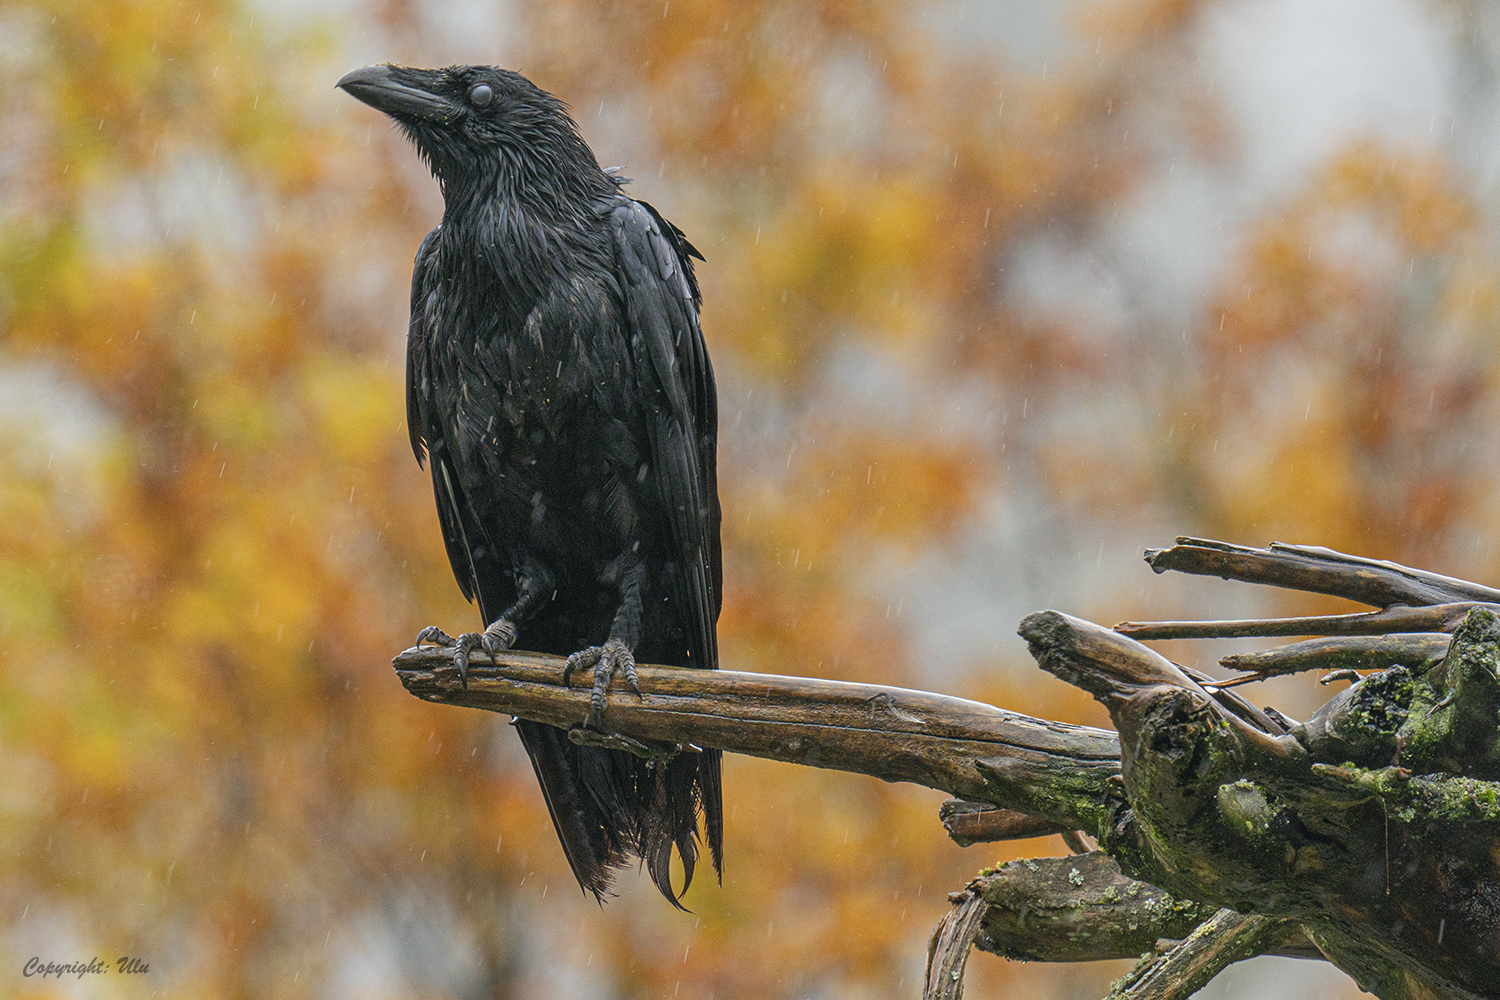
337;64;610;209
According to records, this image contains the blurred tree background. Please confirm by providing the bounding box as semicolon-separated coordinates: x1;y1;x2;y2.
3;0;1498;996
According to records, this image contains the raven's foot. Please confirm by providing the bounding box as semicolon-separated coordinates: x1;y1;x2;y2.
416;619;518;687
561;637;640;726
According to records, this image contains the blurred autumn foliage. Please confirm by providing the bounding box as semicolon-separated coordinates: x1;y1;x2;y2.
2;0;1496;996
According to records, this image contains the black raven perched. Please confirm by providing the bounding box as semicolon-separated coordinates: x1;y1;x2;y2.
337;63;722;907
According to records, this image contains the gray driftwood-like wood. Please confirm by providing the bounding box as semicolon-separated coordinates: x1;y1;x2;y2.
967;853;1215;964
924;882;988;1000
394;647;1120;830
1142;537;1500;607
1217;633;1453;681
1117;601;1494;641
1020;608;1500;1000
394;537;1500;1000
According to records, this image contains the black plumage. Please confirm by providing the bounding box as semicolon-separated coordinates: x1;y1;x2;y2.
337;63;723;906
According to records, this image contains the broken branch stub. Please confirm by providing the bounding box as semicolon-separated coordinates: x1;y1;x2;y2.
937;799;1072;846
925;854;1215;1000
968;853;1214;964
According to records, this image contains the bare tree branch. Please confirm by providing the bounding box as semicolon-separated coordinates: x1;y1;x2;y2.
1018;606;1500;1000
1117;602;1493;641
393;646;1120;830
1108;910;1294;1000
970;853;1215;964
924;883;988;1000
1217;633;1452;681
1142;538;1500;608
396;538;1500;1000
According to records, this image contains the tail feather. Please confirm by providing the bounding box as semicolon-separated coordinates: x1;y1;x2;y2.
514;720;625;901
700;748;724;879
498;604;722;908
517;718;721;909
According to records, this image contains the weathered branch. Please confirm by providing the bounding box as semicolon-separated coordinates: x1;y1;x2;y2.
1217;633;1452;681
1108;910;1294;1000
1018;611;1305;766
393;647;1120;831
970;853;1215;964
937;799;1072;845
1142;537;1500;608
924;854;1215;1000
1018;605;1500;1000
925;884;988;1000
1117;602;1493;641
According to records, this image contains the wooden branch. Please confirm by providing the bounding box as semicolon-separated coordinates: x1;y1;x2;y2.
1018;611;1305;766
925;884;988;1000
928;853;1323;1000
1108;910;1293;1000
1117;602;1493;641
937;799;1072;845
970;854;1216;964
392;646;1121;830
926;855;1217;1000
1217;634;1452;680
396;537;1500;1000
1143;538;1500;608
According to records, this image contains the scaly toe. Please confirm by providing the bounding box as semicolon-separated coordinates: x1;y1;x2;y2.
453;632;478;688
563;645;604;687
590;657;612;726
618;648;641;699
416;625;457;647
585;639;639;726
481;619;518;657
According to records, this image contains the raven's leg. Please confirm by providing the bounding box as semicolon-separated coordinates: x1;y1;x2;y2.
562;557;646;726
417;559;556;687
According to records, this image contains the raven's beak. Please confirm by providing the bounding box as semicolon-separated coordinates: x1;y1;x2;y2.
337;65;458;124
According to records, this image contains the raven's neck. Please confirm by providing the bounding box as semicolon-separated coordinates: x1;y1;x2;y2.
435;158;616;327
438;129;615;227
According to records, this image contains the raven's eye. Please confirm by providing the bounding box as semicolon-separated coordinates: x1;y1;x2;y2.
469;84;493;107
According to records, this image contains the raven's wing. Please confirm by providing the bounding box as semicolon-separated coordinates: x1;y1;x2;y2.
609;198;721;667
609;198;724;875
407;227;500;615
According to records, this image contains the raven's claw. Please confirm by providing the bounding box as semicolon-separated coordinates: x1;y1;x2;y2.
562;637;641;726
416;619;518;687
416;625;456;646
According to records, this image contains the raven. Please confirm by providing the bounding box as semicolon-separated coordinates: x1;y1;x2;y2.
337;63;723;907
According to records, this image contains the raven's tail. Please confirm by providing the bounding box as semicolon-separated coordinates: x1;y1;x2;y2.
516;720;722;907
514;720;624;901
